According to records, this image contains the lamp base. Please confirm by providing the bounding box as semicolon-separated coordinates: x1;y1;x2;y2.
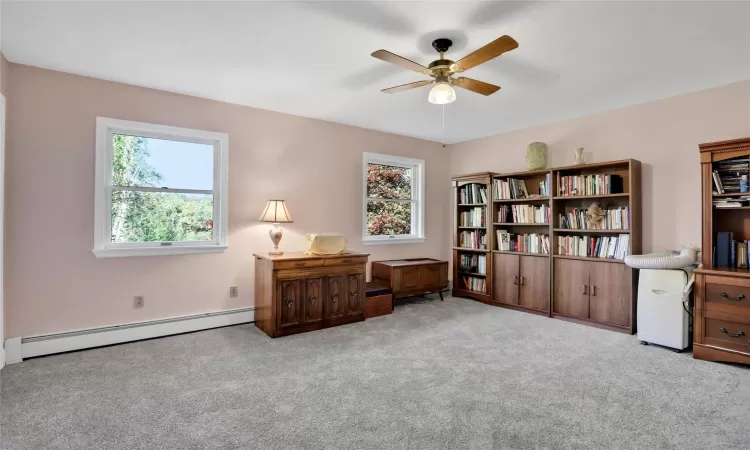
269;224;284;255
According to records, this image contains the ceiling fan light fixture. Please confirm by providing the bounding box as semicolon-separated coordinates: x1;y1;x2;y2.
428;81;456;105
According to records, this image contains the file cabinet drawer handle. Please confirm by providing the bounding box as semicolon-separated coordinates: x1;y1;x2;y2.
719;327;745;338
720;292;745;301
309;295;316;304
285;298;293;308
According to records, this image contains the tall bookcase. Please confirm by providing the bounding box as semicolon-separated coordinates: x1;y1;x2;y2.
694;137;750;364
452;173;492;304
452;159;641;334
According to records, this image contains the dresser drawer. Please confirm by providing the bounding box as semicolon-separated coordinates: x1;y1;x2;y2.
703;275;750;314
323;256;368;266
275;259;324;270
700;309;750;355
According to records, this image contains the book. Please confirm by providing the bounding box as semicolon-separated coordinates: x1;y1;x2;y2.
556;234;630;259
715;232;733;267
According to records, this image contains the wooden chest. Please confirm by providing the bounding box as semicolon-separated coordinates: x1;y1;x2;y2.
253;252;368;337
371;258;449;299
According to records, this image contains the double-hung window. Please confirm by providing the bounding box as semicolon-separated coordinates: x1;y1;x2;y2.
363;152;425;244
93;118;228;257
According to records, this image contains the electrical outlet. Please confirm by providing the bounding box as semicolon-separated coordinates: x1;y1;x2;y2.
134;296;145;308
229;286;238;298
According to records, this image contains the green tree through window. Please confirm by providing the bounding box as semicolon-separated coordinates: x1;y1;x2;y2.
111;135;214;243
366;163;413;236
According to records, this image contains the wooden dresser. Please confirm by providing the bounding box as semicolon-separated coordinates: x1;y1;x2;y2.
694;137;750;364
253;252;368;337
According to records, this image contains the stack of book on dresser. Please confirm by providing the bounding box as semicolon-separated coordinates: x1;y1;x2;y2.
714;232;750;268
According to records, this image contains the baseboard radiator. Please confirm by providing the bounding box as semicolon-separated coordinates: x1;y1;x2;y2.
4;307;254;364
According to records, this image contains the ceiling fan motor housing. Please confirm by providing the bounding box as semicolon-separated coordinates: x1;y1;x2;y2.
431;38;453;54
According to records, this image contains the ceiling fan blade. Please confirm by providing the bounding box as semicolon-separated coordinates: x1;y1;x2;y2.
381;80;433;93
453;77;501;96
372;50;429;74
455;35;519;72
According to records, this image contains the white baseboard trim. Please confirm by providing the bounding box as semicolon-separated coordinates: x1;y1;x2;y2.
3;307;254;363
5;337;22;364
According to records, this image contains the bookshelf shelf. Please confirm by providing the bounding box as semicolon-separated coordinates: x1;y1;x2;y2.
554;228;630;234
553;254;625;264
493;250;550;258
713;192;748;198
553;193;629;200
458;203;486;206
453;247;489;253
458;226;487;229
493;197;549;203
457;271;487;277
714;206;750;210
494;222;549;226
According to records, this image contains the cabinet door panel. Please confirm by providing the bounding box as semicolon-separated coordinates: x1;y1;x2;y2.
325;276;346;320
519;256;550;312
400;267;421;290
553;259;590;319
419;265;440;289
346;273;365;316
277;279;301;328
302;278;323;324
492;253;519;305
590;264;632;327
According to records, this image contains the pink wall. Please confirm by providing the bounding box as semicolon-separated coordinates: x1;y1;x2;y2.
450;79;750;254
0;53;8;96
4;64;451;338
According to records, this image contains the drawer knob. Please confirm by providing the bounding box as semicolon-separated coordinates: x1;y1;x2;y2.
720;292;745;301
331;293;339;302
285;298;293;308
719;327;745;338
309;295;316;304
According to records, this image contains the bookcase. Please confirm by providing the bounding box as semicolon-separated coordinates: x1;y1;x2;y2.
694;137;750;364
452;159;641;334
452;173;492;303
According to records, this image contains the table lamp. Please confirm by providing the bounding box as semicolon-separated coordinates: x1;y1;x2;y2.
259;200;293;255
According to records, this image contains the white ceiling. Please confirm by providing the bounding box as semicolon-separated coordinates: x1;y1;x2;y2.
3;1;750;144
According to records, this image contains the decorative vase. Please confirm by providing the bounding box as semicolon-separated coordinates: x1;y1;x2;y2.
526;142;548;170
574;148;585;165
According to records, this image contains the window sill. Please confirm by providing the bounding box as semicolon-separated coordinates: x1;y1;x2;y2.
362;237;426;246
92;245;228;258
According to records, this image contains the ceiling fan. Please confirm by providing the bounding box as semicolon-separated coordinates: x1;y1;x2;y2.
371;35;518;105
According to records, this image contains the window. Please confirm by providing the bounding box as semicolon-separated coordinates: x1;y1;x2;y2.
363;152;425;244
93;118;228;257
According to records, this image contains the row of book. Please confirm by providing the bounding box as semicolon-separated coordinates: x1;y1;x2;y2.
459;207;486;227
459;183;488;204
557;234;630;259
714;232;750;268
712;157;749;194
459;230;487;250
461;276;486;293
558;207;630;230
497;204;550;224
557;174;623;197
493;178;529;200
496;231;550;254
713;195;750;209
459;254;486;275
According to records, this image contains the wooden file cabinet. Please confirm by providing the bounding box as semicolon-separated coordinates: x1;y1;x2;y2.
253;252;368;337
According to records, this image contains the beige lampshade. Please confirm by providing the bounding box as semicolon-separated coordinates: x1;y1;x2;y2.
259;200;293;223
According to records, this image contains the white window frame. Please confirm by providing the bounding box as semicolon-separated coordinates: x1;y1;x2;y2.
362;152;425;245
93;117;228;258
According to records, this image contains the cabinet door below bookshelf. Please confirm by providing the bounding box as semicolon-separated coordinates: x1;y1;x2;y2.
553;259;590;319
519;256;550;312
589;263;632;327
492;253;519;305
